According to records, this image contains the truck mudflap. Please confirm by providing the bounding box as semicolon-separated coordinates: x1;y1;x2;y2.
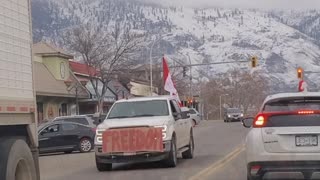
102;127;164;153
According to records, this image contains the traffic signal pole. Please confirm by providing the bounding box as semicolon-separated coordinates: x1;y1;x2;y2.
170;60;250;68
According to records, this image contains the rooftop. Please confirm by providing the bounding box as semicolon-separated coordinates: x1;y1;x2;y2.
69;60;99;76
33;42;73;59
34;62;88;98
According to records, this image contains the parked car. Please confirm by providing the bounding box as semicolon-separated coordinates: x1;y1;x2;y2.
189;108;201;126
242;92;320;180
53;115;98;128
95;96;194;171
223;108;243;122
38;121;95;154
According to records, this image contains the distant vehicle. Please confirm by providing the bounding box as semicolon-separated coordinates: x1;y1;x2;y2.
224;108;243;122
189;108;201;126
38;121;95;154
242;92;320;180
181;107;192;120
53;115;98;128
95;96;194;171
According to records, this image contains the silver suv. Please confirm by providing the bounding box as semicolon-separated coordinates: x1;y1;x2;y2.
242;92;320;180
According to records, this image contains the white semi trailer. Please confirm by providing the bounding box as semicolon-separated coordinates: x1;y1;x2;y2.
0;0;39;179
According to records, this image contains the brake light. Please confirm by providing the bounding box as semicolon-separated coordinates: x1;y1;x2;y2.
253;115;266;128
298;110;314;114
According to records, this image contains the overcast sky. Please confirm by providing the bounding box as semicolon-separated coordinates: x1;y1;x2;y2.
144;0;320;9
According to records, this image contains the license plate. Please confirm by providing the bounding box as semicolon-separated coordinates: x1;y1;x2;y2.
295;135;318;146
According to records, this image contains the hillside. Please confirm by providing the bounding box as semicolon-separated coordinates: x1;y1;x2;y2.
31;0;320;93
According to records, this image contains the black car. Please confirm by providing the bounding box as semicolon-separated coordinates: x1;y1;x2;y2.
38;121;95;154
53;115;98;128
224;108;244;122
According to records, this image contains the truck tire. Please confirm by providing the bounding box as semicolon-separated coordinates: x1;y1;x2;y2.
163;136;177;168
95;156;112;171
182;130;194;159
0;137;37;180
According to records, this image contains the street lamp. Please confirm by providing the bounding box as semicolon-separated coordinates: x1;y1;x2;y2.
65;79;88;115
149;36;162;96
219;94;229;120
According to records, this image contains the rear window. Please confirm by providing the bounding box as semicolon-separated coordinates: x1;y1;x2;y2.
266;115;320;127
263;97;320;127
263;97;320;112
56;118;89;125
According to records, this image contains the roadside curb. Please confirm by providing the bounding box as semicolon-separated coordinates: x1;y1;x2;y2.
188;144;245;180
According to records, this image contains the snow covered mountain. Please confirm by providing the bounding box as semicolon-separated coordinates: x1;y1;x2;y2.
31;0;320;93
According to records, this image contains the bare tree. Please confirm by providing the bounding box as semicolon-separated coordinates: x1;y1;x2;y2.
63;23;144;113
201;69;269;119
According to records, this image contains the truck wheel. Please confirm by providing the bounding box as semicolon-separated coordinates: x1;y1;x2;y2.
192;119;196;127
0;138;37;180
163;136;177;167
95;156;112;171
182;130;194;159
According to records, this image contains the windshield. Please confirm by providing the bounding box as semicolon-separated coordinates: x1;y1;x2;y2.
227;108;241;113
189;109;197;114
107;100;169;119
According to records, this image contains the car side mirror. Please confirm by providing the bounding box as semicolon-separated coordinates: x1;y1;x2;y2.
187;113;191;118
242;117;254;128
173;112;181;120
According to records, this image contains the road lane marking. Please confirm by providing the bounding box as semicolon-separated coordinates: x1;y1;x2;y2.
189;144;245;180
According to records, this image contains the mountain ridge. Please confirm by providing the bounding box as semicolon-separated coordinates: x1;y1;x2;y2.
31;0;320;93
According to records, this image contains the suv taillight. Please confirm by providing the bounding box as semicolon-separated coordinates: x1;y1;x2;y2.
253;114;268;128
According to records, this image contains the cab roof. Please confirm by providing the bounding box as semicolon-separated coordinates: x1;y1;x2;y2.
116;95;174;103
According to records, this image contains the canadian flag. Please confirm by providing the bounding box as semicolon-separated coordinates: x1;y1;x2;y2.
298;80;308;92
163;57;181;104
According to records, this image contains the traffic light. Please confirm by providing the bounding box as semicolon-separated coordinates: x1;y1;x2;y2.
183;67;187;77
297;67;303;79
251;56;258;68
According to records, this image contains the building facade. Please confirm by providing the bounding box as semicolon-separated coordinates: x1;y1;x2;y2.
33;42;89;123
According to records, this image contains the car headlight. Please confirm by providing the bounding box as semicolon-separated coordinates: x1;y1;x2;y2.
240;113;244;117
155;125;167;139
227;115;231;118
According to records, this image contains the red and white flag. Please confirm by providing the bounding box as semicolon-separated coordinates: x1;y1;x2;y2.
163;57;181;104
299;80;308;92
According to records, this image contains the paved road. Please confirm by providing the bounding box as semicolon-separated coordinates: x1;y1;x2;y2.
40;121;248;180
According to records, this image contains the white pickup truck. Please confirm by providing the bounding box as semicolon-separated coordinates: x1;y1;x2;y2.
95;96;194;171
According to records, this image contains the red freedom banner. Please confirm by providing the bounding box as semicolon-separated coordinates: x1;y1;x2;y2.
102;127;163;153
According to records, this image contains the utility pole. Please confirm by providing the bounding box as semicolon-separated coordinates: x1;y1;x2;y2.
187;53;192;103
219;94;228;120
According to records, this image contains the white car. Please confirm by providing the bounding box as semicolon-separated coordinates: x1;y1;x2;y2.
94;96;194;171
242;92;320;180
189;108;201;126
